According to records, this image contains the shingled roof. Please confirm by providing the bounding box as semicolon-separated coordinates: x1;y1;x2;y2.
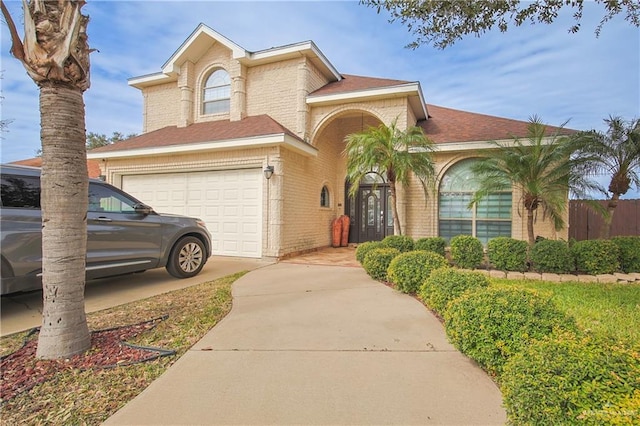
90;115;302;153
310;74;412;96
11;157;102;178
421;104;574;144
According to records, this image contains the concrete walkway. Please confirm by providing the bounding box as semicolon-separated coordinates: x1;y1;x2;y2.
105;262;506;425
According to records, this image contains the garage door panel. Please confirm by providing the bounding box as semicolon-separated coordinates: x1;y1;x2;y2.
122;169;262;258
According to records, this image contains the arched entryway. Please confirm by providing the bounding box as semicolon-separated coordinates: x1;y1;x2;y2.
345;172;394;243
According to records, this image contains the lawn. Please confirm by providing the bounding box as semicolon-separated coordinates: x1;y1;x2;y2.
0;272;243;425
491;278;640;346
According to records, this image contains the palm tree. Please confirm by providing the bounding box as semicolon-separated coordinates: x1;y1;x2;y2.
344;118;436;235
2;0;92;359
572;116;640;239
470;116;599;246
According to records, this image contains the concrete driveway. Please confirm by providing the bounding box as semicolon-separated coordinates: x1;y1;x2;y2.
104;262;506;425
0;256;274;336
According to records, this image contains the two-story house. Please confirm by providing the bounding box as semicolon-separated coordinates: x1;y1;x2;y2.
88;24;566;259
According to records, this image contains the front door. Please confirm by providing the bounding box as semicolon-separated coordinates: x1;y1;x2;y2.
347;183;394;243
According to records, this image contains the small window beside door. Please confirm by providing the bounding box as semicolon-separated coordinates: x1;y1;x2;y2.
320;186;330;207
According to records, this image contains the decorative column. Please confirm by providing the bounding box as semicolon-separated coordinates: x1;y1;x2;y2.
296;61;310;140
230;60;246;121
265;156;284;258
178;61;194;128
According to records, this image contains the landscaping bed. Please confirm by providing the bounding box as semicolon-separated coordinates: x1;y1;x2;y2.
0;272;241;425
359;235;640;424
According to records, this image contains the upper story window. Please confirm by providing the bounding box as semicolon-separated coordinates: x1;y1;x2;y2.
203;69;230;115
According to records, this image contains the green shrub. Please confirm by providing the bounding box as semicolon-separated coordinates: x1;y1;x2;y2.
611;236;640;273
355;241;383;264
572;239;620;275
530;239;574;274
420;267;489;315
381;235;415;252
486;237;529;272
362;248;400;281
502;331;640;425
449;235;484;269
414;237;446;257
387;250;448;294
444;287;576;376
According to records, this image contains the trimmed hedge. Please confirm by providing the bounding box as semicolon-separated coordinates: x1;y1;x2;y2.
362;248;399;281
419;267;489;316
387;250;448;294
487;237;528;272
611;236;640;273
502;332;640;425
444;287;576;376
449;235;484;269
572;239;620;275
355;241;383;264
530;239;574;274
414;237;446;257
381;235;415;252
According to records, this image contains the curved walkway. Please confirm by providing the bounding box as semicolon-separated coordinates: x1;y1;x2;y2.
105;261;506;425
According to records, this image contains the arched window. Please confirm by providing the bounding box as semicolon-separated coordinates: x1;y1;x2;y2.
202;69;230;115
439;159;512;244
320;186;330;207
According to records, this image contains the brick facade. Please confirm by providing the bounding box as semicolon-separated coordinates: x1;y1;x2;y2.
90;24;567;259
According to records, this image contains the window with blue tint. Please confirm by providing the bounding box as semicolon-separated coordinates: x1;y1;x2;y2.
438;159;512;244
203;69;230;115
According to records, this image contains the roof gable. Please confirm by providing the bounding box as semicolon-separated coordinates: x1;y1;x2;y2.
129;24;341;89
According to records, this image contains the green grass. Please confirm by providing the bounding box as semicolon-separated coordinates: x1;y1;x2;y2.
0;272;243;425
490;278;640;346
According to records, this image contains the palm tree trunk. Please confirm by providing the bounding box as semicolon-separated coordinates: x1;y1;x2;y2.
388;180;403;235
527;208;535;246
600;194;620;239
36;83;91;359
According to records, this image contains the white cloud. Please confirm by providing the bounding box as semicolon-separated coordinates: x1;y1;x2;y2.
1;0;638;196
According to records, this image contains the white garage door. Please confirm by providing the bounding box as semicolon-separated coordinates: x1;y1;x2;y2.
122;169;262;258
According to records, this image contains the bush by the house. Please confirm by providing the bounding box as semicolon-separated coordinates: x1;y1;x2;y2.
362;247;400;281
444;287;576;376
611;236;640;274
501;331;640;425
381;235;415;252
420;267;489;316
572;239;620;275
355;241;383;264
449;235;484;269
414;237;446;257
387;250;448;294
530;239;574;274
486;237;529;272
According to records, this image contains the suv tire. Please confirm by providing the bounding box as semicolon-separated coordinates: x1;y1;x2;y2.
166;236;206;278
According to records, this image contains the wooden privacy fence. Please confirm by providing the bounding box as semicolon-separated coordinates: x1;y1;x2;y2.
569;199;640;240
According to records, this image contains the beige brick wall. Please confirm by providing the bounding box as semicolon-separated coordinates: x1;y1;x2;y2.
144;82;181;132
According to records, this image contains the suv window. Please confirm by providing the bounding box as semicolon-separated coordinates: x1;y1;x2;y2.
88;183;139;213
1;175;41;208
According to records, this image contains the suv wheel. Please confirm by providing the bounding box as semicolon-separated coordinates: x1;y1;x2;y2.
167;236;206;278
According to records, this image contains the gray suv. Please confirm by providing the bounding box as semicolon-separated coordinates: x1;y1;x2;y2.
1;164;212;295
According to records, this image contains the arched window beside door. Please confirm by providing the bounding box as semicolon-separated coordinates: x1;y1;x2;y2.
438;159;512;244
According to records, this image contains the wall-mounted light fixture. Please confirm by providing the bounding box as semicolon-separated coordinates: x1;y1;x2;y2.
264;165;274;180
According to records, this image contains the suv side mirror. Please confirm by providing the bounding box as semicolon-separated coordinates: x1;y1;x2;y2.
134;203;153;216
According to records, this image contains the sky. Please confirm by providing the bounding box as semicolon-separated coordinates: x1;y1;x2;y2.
1;0;639;197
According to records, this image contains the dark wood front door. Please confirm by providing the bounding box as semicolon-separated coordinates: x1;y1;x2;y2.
347;184;394;243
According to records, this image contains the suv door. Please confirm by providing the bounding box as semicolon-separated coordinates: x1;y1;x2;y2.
86;182;163;277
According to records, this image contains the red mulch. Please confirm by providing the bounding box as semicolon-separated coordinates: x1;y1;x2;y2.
0;317;173;403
